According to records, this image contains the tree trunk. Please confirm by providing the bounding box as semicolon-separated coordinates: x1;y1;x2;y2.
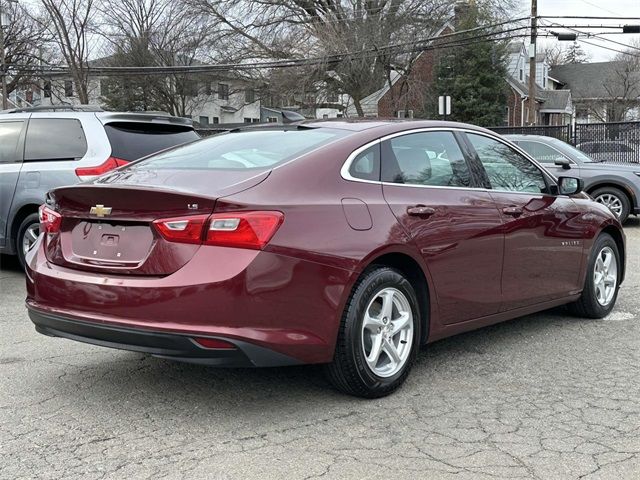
353;97;364;117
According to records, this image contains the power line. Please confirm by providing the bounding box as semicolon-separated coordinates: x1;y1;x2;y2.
539;20;640;55
6;21;531;77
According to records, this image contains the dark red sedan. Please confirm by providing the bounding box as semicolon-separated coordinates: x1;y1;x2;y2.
26;121;625;397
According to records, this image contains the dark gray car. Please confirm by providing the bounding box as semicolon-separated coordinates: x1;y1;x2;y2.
505;134;640;223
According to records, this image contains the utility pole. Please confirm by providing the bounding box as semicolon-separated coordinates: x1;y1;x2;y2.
527;0;537;125
0;0;7;110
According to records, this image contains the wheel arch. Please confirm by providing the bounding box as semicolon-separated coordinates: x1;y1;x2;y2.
10;203;40;252
361;251;432;345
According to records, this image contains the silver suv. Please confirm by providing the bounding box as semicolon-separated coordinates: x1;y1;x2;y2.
0;107;199;267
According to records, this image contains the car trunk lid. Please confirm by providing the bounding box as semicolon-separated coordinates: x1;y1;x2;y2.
45;169;269;275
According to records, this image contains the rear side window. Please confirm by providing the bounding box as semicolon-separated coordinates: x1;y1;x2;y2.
133;128;348;170
25;119;87;161
104;123;200;161
0;121;23;163
349;145;380;181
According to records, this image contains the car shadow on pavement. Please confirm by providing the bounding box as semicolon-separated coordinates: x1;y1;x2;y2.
0;254;22;272
34;305;586;414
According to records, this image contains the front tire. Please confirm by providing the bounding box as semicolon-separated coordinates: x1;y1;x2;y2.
568;233;620;318
592;187;631;223
325;267;421;398
16;213;40;270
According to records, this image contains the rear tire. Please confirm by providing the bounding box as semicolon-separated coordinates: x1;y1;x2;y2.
16;213;40;270
325;267;421;398
591;187;630;223
568;233;620;319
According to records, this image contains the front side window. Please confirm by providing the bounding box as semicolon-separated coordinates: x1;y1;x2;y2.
515;141;567;164
382;131;470;188
467;133;547;194
25;119;87;161
218;83;229;100
0;121;23;163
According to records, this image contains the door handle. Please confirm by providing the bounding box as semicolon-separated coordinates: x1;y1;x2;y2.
407;205;436;217
502;206;524;217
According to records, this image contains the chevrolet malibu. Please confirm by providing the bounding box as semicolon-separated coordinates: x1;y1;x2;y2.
25;121;625;398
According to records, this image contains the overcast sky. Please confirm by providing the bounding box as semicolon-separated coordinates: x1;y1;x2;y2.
516;0;640;62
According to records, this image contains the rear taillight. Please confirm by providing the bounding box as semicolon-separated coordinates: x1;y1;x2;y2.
152;211;283;250
75;156;129;179
38;205;62;234
153;214;209;244
205;212;284;250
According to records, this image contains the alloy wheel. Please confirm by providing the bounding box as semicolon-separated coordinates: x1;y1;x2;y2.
361;287;413;378
595;193;623;218
593;246;617;306
22;223;40;257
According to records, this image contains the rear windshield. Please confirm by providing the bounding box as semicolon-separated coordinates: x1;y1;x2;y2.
104;122;199;161
132;128;348;170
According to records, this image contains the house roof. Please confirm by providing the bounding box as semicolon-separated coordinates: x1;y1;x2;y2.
549;61;638;100
540;89;572;113
345;71;402;117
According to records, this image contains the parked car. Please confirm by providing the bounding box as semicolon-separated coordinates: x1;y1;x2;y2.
0;107;199;268
26;121;625;398
575;140;639;163
506;134;640;223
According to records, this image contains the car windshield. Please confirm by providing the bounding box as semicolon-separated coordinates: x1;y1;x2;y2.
132;127;348;170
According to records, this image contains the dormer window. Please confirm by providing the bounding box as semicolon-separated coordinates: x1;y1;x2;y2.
519;68;523;82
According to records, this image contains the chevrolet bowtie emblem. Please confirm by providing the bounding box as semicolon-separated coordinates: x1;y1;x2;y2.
90;205;112;217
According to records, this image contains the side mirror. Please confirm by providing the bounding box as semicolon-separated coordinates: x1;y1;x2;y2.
554;158;572;170
558;176;584;195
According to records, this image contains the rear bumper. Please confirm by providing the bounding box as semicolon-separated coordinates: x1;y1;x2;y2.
28;308;300;367
25;237;355;364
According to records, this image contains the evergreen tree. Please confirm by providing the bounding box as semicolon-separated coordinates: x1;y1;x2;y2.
431;7;508;127
561;41;589;64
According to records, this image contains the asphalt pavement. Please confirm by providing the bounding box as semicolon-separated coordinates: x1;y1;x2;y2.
1;221;639;480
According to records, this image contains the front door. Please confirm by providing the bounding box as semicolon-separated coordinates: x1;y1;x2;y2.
381;130;504;325
0;121;26;249
464;132;586;310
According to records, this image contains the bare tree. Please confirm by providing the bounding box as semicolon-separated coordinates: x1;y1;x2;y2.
3;2;50;98
189;0;454;116
96;0;215;116
39;0;95;104
602;42;640;122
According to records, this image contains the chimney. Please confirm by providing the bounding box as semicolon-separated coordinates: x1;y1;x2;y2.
454;1;475;29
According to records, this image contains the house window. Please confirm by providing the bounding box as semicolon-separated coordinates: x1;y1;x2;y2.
323;114;329;119
245;89;255;103
204;82;212;96
337;113;344;118
267;117;278;123
252;118;259;123
519;65;523;82
505;106;510;125
43;80;51;98
218;83;229;100
396;110;414;119
64;80;73;97
212;116;219;124
244;117;252;123
199;116;209;126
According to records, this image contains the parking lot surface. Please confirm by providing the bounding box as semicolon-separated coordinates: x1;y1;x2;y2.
2;222;640;480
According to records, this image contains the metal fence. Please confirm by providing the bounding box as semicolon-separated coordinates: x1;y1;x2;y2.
490;121;640;164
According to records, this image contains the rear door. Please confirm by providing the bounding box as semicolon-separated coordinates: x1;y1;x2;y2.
463;132;585;310
381;129;504;325
0;120;27;249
